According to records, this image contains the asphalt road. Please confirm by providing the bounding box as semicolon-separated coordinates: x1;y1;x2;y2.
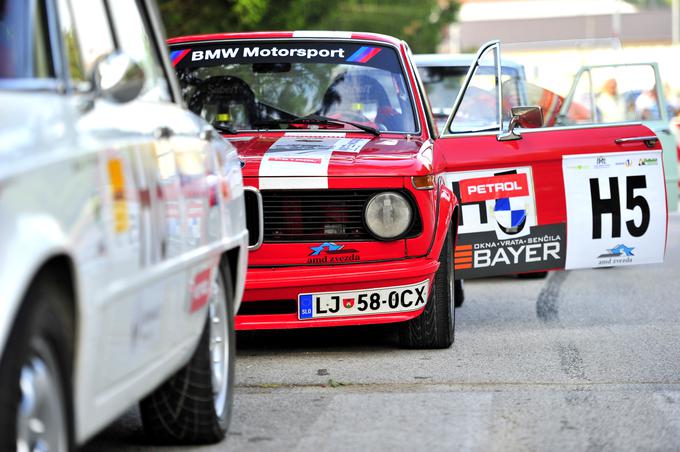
85;214;680;451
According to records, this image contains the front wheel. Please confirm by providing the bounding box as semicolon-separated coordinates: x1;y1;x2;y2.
0;280;73;452
398;232;456;349
140;264;235;444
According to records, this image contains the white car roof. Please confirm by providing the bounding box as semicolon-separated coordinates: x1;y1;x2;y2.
413;53;525;72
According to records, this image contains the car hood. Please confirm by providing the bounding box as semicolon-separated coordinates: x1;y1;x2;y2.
226;133;432;179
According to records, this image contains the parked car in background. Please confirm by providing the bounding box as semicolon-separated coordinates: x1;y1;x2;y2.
0;0;248;450
414;53;527;133
168;33;668;350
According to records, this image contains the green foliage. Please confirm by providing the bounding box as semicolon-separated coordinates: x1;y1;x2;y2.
158;0;458;53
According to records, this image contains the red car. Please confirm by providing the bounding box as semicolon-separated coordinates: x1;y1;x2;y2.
168;32;668;348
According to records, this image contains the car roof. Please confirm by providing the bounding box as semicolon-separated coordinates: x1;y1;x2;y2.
413;53;525;71
167;31;404;47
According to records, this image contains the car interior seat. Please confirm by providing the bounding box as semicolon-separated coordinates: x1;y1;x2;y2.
187;76;258;129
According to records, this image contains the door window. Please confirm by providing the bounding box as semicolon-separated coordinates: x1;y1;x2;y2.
55;0;86;84
68;0;114;77
448;44;501;134
107;0;170;102
559;65;663;125
0;0;53;79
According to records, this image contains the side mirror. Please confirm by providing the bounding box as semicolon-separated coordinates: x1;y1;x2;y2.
497;106;543;142
92;52;146;103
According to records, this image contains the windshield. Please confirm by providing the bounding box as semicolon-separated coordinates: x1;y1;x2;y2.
171;41;418;133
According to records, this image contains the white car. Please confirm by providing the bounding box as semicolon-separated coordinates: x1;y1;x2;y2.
0;0;248;450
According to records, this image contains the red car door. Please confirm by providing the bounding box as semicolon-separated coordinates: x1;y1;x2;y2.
434;41;667;279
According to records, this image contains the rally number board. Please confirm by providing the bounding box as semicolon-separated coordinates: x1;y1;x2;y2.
562;150;666;269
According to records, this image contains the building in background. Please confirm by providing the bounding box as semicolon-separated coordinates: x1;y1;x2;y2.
443;0;678;52
439;0;680;110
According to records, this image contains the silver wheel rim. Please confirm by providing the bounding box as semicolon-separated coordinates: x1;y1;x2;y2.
209;270;229;417
17;337;68;452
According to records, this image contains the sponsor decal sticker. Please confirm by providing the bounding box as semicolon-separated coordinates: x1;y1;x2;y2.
447;167;537;241
599;244;635;257
453;224;566;278
346;46;382;63
459;173;529;203
259;137;369;189
190;268;212;313
170;48;191;67
638;157;658;166
308;242;360;264
172;42;401;73
562;151;666;269
107;157;130;233
268;156;323;164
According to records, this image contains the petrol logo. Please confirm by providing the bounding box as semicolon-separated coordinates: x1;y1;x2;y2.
448;168;536;240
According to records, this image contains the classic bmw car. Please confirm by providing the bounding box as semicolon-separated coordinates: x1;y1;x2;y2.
168;31;668;349
0;0;247;450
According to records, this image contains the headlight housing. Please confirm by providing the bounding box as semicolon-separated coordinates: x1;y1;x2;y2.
364;191;413;240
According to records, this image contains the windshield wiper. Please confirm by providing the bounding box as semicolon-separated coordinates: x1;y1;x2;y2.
255;114;380;136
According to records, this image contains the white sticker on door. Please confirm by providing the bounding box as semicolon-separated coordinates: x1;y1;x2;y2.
563;151;666;269
446;166;537;239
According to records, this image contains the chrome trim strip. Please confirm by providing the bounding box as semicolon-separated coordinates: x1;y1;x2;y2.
244;186;264;250
615;136;659;145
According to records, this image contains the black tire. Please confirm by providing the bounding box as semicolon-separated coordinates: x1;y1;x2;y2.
0;278;74;452
140;264;235;444
398;232;456;349
454;279;465;308
517;271;549;279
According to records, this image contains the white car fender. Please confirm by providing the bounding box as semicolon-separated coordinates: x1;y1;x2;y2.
0;211;77;355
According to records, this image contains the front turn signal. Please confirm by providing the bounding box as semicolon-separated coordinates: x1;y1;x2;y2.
411;175;435;190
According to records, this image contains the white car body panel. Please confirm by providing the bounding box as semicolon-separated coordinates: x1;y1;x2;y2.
0;0;248;444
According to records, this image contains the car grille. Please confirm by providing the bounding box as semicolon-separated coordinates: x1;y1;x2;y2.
251;189;421;243
244;189;262;247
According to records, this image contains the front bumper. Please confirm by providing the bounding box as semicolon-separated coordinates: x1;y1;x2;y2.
236;257;439;330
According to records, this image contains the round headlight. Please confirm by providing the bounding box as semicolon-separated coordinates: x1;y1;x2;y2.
364;192;413;240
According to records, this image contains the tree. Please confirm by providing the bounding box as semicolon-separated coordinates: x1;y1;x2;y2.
157;0;458;54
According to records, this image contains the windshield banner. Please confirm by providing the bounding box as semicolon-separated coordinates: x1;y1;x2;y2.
170;42;401;73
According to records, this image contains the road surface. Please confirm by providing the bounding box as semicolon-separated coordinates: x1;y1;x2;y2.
85;214;680;451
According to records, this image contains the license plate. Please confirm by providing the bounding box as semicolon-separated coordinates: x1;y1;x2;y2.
298;280;429;320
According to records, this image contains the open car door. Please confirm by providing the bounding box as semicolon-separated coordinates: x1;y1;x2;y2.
556;62;678;210
434;41;668;279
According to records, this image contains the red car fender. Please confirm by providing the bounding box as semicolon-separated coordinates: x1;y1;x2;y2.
426;177;456;261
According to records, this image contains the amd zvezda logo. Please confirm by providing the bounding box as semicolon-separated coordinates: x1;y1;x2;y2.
307;242;360;264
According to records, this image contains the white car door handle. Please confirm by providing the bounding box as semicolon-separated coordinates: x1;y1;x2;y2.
154;126;174;139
